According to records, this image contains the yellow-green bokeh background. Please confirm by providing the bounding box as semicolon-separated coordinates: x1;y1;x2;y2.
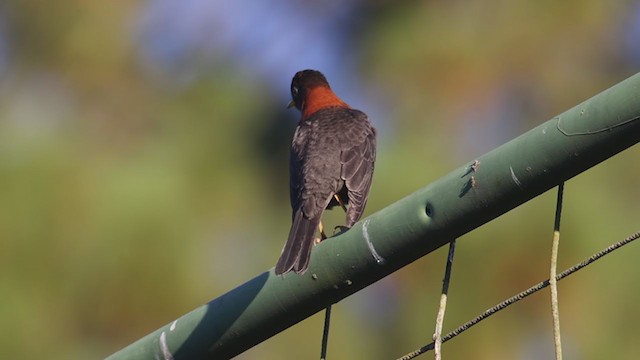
1;1;639;359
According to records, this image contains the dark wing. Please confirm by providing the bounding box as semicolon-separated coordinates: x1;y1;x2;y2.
288;125;306;219
277;123;315;275
278;119;332;275
341;115;376;227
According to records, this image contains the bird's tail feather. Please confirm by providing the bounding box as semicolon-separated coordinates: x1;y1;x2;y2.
275;209;319;275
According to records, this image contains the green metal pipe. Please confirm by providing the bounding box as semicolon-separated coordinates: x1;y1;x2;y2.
106;73;640;359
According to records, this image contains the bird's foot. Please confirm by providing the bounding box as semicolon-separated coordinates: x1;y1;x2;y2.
333;225;350;235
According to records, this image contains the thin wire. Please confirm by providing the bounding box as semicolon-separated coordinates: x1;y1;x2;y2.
396;230;640;360
320;304;332;360
433;239;457;360
550;183;564;360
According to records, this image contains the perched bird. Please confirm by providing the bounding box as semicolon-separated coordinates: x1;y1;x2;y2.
275;70;376;275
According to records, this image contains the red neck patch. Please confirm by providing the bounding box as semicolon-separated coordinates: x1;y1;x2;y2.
302;86;350;119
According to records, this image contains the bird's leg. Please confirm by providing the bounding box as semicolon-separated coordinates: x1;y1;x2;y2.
334;194;348;212
316;221;328;244
333;194;351;235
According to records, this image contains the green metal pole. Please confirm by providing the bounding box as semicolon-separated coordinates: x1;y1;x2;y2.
107;73;640;360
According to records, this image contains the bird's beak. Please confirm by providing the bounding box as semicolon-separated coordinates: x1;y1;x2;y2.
287;100;295;109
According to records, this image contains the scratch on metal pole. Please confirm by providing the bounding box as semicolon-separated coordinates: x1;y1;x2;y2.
170;320;177;332
556;115;640;136
510;166;523;189
362;219;386;264
160;332;174;360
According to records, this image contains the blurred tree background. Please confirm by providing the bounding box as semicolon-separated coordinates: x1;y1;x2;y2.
0;0;639;359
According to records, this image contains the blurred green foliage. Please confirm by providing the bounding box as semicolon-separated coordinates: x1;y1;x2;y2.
0;1;639;359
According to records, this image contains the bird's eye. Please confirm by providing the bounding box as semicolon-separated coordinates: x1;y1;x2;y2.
292;86;299;97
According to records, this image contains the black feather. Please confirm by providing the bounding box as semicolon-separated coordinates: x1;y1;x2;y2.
275;208;320;275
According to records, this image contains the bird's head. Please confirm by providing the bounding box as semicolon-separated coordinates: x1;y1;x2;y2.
288;69;348;118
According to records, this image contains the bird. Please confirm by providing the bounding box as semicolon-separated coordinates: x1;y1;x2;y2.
275;69;376;275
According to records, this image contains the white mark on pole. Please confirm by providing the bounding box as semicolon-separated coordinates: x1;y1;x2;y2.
510;166;523;188
170;320;177;332
160;331;174;360
362;219;386;264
